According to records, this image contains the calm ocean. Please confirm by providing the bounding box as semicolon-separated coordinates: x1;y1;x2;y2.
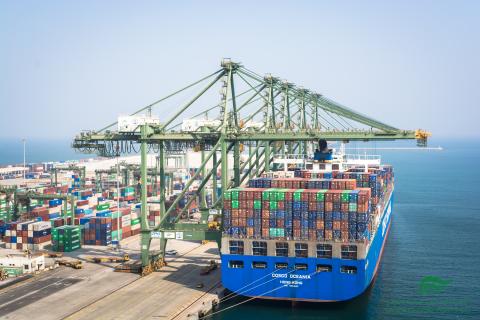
208;138;480;320
0;138;91;165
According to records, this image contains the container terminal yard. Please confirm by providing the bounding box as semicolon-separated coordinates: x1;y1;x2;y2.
0;60;430;319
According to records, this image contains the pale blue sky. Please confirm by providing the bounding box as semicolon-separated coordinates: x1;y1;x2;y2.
1;0;479;139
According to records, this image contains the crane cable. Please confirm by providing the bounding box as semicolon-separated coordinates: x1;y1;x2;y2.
203;270;321;319
219;268;298;303
200;284;288;319
219;267;283;302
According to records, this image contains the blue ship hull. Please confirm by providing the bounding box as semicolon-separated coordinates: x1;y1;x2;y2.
220;192;393;302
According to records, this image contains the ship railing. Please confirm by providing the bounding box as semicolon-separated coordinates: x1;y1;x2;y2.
273;153;309;160
344;154;381;161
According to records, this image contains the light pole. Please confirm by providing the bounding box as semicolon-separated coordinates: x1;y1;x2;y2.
22;139;26;181
115;145;121;249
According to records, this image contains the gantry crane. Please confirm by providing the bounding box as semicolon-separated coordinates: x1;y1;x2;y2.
14;190;76;225
0;186;17;222
51;164;86;188
95;163;174;196
72;59;430;274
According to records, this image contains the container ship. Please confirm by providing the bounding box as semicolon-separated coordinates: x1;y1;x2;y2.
220;146;393;302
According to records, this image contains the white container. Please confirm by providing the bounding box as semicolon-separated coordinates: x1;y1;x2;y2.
32;221;51;231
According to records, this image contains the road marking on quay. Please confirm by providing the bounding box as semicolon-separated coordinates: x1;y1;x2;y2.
62;243;212;320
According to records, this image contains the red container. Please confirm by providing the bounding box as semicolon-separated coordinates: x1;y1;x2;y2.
316;220;324;229
261;228;269;238
293;229;301;238
325;202;333;212
325;230;333;240
261;218;269;227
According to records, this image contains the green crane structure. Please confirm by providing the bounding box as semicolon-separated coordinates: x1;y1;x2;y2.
14;191;76;225
95;163;174;196
51;164;86;188
0;186;17;222
72;59;430;274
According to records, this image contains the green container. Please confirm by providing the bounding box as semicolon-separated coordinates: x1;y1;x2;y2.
349;203;357;212
232;200;239;209
124;187;135;193
112;229;123;240
276;190;285;201
269;228;285;237
52;225;82;252
316;190;327;201
0;266;23;277
231;189;239;200
341;191;350;203
262;190;270;200
110;211;122;219
223;191;232;200
269;191;277;201
253;200;262;210
96;203;110;211
293;189;304;201
269;201;278;210
131;218;141;225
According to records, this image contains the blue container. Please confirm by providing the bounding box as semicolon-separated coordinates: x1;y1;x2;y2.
316;202;325;212
49;213;60;219
324;212;333;221
317;230;324;239
357;223;367;232
349;230;357;240
357;213;369;223
325;221;333;230
333;230;341;239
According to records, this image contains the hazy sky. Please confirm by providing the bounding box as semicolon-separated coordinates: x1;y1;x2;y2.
1;0;479;139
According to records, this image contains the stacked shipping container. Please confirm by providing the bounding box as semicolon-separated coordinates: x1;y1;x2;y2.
224;167;393;243
3;221;51;250
52;225;81;252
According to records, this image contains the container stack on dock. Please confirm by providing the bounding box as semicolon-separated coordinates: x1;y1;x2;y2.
1;170;193;251
82;204;136;245
0;195;8;222
121;186;136;202
52;225;81;252
3;221;51;250
223;166;392;243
